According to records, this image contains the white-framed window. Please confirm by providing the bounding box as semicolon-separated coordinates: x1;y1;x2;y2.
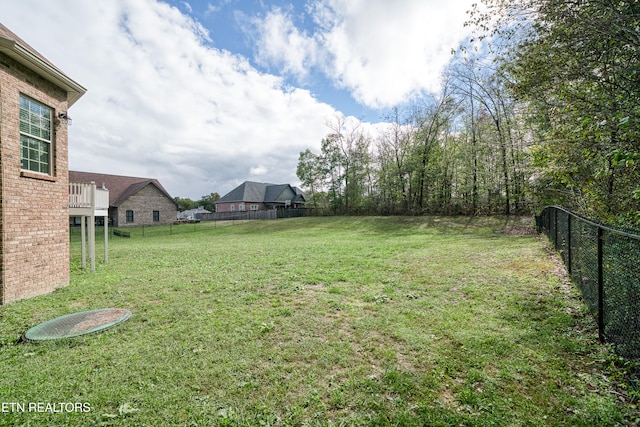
250;204;259;211
239;203;245;211
19;95;52;175
230;204;235;212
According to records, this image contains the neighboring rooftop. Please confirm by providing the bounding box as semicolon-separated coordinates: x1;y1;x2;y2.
217;181;306;204
69;171;177;207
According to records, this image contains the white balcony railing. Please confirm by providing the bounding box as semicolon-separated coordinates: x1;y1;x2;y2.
69;182;109;211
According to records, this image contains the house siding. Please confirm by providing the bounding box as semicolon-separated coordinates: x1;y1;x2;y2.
116;184;177;226
0;52;70;304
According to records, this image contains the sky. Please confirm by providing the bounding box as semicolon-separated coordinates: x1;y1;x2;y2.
1;0;476;199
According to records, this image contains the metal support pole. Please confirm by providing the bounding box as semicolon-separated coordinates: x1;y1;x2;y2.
597;227;604;342
80;216;86;269
554;209;559;249
90;212;96;272
104;217;109;263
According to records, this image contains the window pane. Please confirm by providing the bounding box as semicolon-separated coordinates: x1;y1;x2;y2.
19;96;51;174
30;124;40;138
20;119;29;133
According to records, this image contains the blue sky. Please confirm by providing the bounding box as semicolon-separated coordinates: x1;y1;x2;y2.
170;0;382;120
0;0;475;199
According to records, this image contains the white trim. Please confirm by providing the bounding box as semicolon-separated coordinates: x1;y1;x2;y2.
0;38;86;106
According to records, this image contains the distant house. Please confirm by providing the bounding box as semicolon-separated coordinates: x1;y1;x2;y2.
178;206;211;221
69;171;178;227
215;181;306;213
0;23;86;304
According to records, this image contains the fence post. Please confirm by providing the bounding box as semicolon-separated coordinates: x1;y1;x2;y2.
567;214;572;275
554;208;559;249
597;227;604;342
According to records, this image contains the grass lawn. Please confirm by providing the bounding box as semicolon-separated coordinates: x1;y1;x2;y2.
0;216;637;426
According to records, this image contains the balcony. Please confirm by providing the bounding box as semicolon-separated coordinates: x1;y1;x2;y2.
69;182;109;217
69;181;109;271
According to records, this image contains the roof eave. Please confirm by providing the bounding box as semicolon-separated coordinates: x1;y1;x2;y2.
0;39;87;106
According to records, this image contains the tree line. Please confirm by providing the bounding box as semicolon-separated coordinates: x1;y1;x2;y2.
174;192;220;212
297;0;640;226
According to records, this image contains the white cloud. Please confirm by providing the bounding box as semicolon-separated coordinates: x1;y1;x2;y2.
0;0;339;198
249;165;268;176
180;1;193;13
0;0;475;200
249;7;320;80
250;0;475;109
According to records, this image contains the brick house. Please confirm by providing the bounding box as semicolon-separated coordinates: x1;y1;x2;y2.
69;171;178;227
215;181;306;213
0;23;86;304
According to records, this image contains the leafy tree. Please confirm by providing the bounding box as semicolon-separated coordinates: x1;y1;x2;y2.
174;197;197;211
323;115;373;213
471;0;640;223
406;89;458;213
296;148;327;207
374;108;415;214
198;192;220;212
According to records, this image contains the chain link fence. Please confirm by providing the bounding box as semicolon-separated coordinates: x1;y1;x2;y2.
537;206;640;360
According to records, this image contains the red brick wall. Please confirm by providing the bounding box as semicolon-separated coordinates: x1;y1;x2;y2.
0;53;71;304
215;202;265;213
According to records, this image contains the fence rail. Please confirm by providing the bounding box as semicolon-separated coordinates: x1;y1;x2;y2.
537;206;640;359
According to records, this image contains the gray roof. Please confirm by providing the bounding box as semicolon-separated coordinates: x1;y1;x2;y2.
292;187;307;203
217;181;270;203
217;181;306;204
265;184;290;203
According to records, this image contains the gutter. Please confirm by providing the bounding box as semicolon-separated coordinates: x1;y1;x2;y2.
0;38;86;106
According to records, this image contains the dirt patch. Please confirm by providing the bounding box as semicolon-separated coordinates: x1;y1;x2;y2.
69;301;87;308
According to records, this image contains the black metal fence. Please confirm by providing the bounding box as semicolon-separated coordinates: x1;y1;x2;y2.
200;208;335;221
537;206;640;359
200;210;278;221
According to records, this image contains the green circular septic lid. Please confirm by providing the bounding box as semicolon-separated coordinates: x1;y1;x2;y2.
23;308;131;341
